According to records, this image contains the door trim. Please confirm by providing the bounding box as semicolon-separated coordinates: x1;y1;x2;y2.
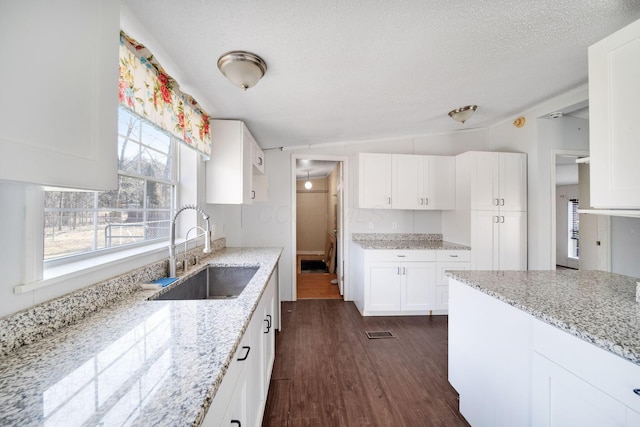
290;154;350;301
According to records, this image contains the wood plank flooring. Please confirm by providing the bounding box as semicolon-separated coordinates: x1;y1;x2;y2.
262;300;469;426
296;273;342;299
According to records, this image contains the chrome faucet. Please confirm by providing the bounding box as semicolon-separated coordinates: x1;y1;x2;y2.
169;205;212;277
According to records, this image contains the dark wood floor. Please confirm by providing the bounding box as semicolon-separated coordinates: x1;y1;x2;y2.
262;300;469;427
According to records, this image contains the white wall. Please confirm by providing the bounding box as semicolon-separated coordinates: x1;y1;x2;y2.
611;217;640;277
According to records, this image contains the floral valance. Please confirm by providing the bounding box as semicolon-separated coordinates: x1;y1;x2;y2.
118;32;211;156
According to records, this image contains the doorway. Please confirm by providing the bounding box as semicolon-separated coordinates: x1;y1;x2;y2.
291;155;348;300
551;152;610;271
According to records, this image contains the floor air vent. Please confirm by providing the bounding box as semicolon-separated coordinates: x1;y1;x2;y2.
365;331;395;339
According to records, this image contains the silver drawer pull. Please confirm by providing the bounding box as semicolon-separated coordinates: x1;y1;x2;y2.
397;255;406;257
449;255;459;258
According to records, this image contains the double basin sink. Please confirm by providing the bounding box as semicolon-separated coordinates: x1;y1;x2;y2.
150;266;259;300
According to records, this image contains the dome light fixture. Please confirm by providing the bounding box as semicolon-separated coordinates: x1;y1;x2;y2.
217;50;267;91
304;171;313;190
448;105;477;124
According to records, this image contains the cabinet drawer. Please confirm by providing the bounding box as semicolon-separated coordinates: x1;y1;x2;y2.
436;250;470;262
533;319;640;413
365;249;436;262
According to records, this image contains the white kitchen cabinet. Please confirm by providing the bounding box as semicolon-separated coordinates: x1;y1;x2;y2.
0;0;120;191
206;120;267;204
357;153;455;210
471;151;527;211
532;353;627;427
448;279;532;427
531;316;640;426
442;151;527;271
589;18;640;209
434;250;470;311
202;268;279;426
471;210;527;270
357;153;393;209
251;138;266;174
361;250;436;315
392;155;455;210
449;277;640;427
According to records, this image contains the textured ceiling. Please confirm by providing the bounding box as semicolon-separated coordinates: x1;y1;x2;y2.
122;1;640;149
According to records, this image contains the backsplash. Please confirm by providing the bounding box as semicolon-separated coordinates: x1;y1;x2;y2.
352;233;443;241
0;238;226;357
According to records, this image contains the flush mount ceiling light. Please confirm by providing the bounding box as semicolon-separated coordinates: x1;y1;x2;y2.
217;50;267;91
448;105;477;124
304;171;313;190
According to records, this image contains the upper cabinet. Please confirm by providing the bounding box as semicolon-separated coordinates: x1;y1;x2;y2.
357;153;455;210
357;153;393;209
251;139;266;175
0;0;120;191
589;18;640;209
206;120;267;204
470;152;527;212
392;155;455;210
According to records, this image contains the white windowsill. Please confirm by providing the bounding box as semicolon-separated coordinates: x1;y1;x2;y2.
13;240;182;294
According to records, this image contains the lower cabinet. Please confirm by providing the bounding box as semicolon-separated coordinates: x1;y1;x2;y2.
434;250;470;311
449;278;640;427
202;272;278;426
363;250;436;315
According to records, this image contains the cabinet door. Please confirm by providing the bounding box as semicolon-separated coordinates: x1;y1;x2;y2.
242;128;254;204
532;352;627;427
498;211;527;270
471;211;499;270
0;0;119;191
499;153;527;211
423;156;456;210
436;261;470;286
368;262;402;311
243;321;262;427
262;279;276;396
471;152;500;211
250;136;265;174
223;367;248;427
589;19;640;208
358;153;392;209
392;154;421;209
401;262;435;311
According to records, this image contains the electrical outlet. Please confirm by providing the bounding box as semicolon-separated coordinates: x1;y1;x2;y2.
368;222;374;229
392;222;398;230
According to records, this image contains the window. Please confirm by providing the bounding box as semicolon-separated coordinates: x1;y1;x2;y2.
568;198;579;259
44;107;176;261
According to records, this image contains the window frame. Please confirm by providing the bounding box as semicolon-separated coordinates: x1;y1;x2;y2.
43;108;179;266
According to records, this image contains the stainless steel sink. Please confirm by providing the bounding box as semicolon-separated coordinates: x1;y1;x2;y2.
151;266;259;300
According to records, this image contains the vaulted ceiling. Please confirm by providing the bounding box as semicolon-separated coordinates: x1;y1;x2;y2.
122;1;640;149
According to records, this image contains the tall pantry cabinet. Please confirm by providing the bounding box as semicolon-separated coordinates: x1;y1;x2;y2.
443;151;527;270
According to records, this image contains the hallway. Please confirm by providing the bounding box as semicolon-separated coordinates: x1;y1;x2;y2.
262;300;468;426
296;272;341;299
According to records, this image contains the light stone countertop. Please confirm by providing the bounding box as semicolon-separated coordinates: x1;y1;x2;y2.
352;233;470;250
446;270;640;366
0;247;282;427
353;239;471;250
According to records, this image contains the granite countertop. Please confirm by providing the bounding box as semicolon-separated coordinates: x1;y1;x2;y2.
354;239;470;250
0;247;282;427
352;232;470;250
446;270;640;366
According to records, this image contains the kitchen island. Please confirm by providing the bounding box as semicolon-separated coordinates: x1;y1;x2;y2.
0;247;282;426
447;269;640;427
